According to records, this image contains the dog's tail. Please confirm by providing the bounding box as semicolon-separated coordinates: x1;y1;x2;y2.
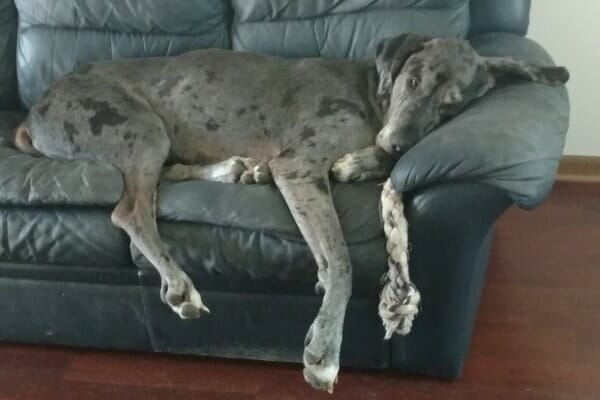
12;123;41;156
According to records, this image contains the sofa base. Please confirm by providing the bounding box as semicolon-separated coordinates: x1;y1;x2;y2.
0;276;150;350
139;283;390;368
0;266;390;369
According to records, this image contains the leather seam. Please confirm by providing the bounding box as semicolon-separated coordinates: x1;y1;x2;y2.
234;4;469;25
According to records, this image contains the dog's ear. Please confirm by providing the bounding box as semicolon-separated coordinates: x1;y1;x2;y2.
440;65;495;116
375;34;432;99
483;56;569;86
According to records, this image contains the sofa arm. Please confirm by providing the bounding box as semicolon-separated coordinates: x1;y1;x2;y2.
391;33;570;209
392;182;512;377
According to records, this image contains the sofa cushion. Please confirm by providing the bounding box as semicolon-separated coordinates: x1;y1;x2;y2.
14;0;233;107
0;207;132;268
1;139;383;237
0;111;131;270
0;0;19;109
231;0;470;58
469;0;530;36
132;221;386;299
0;111;123;206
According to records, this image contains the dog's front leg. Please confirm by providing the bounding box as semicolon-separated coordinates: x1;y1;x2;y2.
330;145;395;183
270;157;352;394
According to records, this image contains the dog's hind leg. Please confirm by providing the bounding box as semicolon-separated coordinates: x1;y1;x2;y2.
111;132;209;319
269;157;351;393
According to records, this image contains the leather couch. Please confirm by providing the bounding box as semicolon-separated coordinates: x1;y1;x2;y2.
0;0;569;378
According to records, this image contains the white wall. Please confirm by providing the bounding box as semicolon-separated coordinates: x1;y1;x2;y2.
528;1;600;156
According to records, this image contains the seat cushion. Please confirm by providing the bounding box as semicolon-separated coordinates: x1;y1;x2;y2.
133;220;387;299
15;0;233;107
0;111;129;269
0;124;123;207
131;181;388;299
0;206;132;268
231;0;470;58
1;130;383;241
1;107;385;241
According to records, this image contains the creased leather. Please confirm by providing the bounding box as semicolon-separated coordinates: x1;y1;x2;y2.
0;0;19;109
1;128;385;245
231;0;470;58
14;0;232;107
469;0;531;36
132;221;386;299
0;206;131;268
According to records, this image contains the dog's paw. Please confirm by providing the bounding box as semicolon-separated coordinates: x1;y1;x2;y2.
238;159;272;184
160;273;210;319
379;281;420;339
302;319;341;394
331;152;363;182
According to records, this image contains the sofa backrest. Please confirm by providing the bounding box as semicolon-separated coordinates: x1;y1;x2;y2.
469;0;531;36
0;0;18;109
7;0;533;109
231;0;470;58
15;0;232;107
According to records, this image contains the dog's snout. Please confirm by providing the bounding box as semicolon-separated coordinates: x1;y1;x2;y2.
376;131;406;156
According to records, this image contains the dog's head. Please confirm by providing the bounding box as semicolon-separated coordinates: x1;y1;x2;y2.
374;34;570;155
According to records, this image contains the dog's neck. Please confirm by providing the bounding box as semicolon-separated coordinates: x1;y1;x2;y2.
366;65;385;126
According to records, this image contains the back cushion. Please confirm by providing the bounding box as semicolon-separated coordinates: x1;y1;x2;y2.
0;0;18;109
231;0;470;58
469;0;531;36
15;0;232;108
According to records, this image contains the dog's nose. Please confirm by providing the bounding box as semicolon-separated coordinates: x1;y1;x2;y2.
376;129;408;156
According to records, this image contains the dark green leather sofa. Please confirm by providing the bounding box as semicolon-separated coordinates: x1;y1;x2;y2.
0;0;569;378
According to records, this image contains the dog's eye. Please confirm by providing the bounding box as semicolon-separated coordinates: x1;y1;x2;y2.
408;77;420;91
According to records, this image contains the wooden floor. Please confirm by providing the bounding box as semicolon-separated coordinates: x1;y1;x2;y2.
0;182;598;400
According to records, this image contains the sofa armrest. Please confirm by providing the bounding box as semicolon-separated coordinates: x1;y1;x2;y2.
391;33;570;209
392;182;512;377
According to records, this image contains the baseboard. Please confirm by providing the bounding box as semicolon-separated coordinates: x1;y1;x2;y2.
556;156;600;183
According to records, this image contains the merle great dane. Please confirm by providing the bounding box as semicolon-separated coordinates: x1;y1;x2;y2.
13;34;568;392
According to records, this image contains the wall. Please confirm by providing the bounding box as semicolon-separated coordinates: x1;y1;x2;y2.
527;1;600;156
